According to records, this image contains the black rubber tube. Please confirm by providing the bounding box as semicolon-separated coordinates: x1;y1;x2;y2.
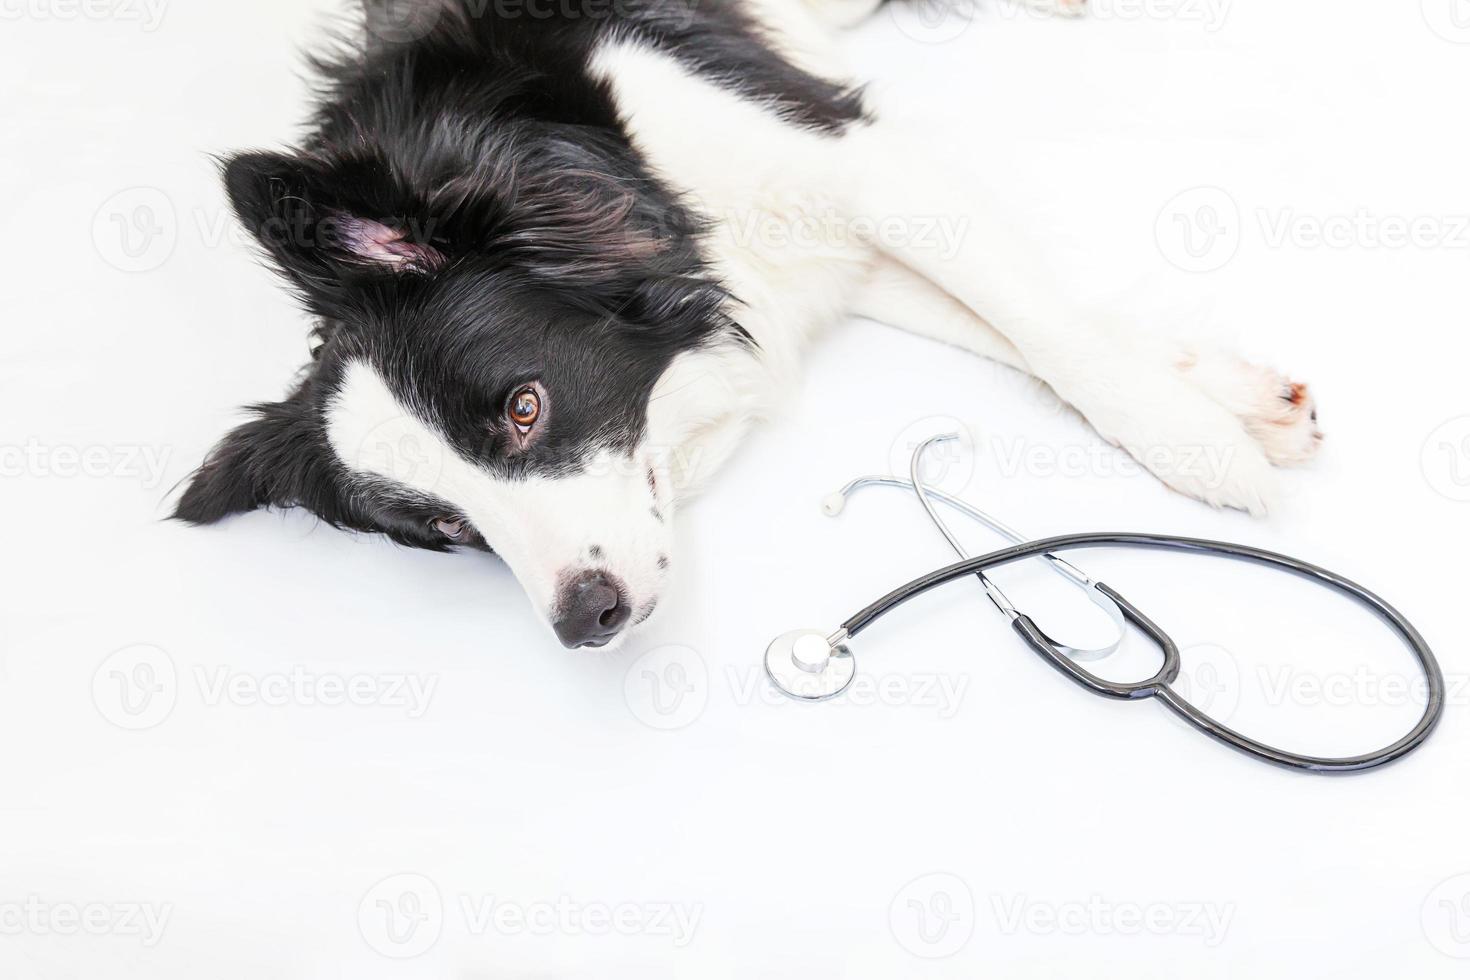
838;533;1443;774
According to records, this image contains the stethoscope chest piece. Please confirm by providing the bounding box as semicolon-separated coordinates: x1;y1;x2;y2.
762;433;1445;773
765;630;855;701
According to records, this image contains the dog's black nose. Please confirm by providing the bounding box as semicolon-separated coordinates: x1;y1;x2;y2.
553;570;632;648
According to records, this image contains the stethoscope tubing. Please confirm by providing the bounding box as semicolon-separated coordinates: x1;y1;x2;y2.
828;474;1128;660
838;531;1445;774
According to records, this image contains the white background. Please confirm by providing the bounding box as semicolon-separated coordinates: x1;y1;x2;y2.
3;1;1470;976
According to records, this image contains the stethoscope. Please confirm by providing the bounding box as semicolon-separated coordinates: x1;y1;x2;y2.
764;434;1445;773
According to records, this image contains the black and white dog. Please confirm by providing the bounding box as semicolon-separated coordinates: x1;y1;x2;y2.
176;0;1321;648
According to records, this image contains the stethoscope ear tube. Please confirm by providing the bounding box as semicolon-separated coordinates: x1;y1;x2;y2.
1010;582;1180;701
837;532;1444;774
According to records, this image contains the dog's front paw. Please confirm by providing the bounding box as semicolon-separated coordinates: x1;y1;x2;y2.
1176;350;1324;467
1111;418;1279;518
1071;362;1281;516
1254;378;1322;466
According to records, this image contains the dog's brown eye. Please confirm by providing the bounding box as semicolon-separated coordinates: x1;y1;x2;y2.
509;387;541;429
434;517;470;542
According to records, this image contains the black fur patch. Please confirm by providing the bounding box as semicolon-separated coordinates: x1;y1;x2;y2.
176;0;867;549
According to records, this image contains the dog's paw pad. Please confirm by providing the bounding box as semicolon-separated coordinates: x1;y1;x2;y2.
1249;374;1323;466
1178;351;1323;468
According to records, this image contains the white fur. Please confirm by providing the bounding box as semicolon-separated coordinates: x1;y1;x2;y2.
591;4;1320;515
331;0;1321;642
324;360;671;635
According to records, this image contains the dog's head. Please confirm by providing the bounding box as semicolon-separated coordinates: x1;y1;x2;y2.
176;145;732;648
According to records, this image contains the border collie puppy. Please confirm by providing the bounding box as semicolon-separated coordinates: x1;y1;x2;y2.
175;0;1321;648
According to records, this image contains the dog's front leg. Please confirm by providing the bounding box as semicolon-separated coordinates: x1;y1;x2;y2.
846;131;1282;514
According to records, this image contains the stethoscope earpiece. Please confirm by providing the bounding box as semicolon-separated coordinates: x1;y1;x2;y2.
819;493;848;518
767;435;1445;774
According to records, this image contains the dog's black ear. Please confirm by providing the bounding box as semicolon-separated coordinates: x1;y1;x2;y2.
223;151;447;310
172;397;340;526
